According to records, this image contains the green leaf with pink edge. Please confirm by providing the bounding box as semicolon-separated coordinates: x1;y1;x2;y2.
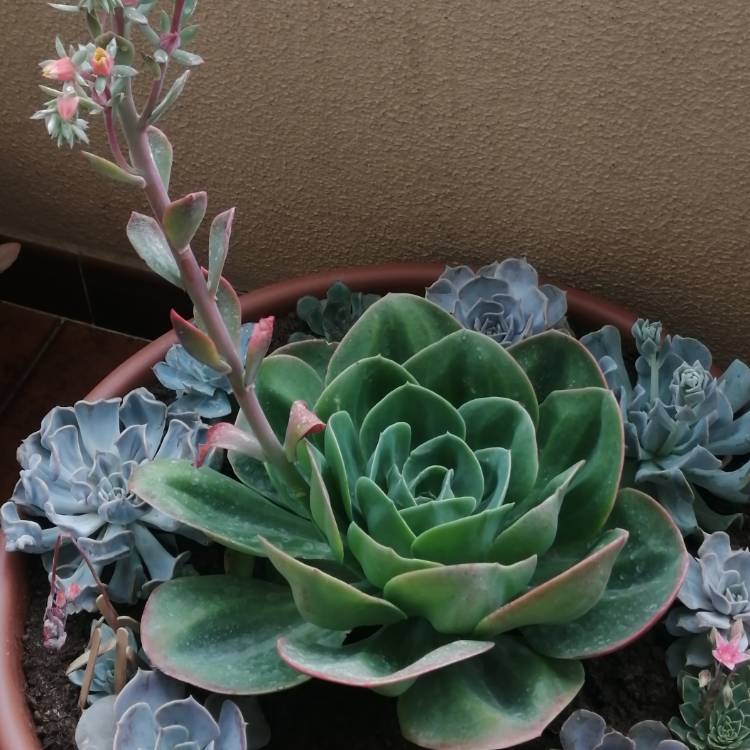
509;330;606;403
520;488;688;659
130;459;332;559
141;575;344;694
81;151;146;188
473;528;628;638
532;387;623;544
260;537;407;630
126;212;182;288
207;207;234;297
163;191;207;249
383;558;537;635
404;329;539;422
170;309;230;373
326;294;461;384
397;635;584;750
277;620;494;697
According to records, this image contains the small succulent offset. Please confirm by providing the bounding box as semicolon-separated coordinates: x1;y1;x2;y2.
68;622;139;704
666;532;750;674
556;709;687;750
290;281;381;343
670;667;750;750
131;295;687;750
581;320;750;535
425;259;568;346
154;324;254;419
1;388;207;610
75;668;269;750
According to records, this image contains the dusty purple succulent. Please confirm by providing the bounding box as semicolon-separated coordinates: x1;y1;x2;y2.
558;710;687;750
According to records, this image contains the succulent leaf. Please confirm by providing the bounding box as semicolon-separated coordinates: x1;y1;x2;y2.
163;191;207;250
126;212;182;288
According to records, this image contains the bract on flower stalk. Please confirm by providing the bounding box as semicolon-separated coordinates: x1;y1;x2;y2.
42;56;76;81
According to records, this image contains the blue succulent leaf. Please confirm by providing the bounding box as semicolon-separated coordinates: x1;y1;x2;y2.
582;319;750;535
154;323;254;419
425;258;568;346
1;388;208;610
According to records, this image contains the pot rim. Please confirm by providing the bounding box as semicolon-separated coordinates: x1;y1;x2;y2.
0;261;641;750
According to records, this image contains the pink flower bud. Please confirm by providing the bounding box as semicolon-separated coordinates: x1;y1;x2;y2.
91;47;113;78
42;57;76;82
56;94;80;122
244;316;275;385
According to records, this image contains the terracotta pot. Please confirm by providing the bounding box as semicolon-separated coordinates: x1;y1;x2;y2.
0;263;642;750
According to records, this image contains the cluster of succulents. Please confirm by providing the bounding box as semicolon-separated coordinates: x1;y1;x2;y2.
425;259;568;346
558;710;687;750
1;388;207;610
75;669;269;750
130;294;688;750
666;532;750;674
290;281;381;343
582;320;750;536
670;668;750;750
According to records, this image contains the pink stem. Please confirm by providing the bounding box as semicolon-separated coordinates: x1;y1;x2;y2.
139;60;169;128
113;7;125;36
104;106;130;171
171;0;187;33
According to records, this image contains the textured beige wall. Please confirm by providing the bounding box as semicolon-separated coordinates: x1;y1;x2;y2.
1;2;750;363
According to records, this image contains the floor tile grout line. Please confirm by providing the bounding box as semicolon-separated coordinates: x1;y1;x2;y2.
0;317;65;419
76;253;96;324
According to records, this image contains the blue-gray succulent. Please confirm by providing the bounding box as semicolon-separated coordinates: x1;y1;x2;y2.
290;281;380;343
75;669;269;750
557;709;687;750
1;388;207;610
68;622;140;704
154;323;254;419
665;531;750;674
581;320;750;535
425;258;568;345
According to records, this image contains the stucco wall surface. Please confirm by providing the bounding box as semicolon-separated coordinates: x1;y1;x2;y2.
1;1;749;363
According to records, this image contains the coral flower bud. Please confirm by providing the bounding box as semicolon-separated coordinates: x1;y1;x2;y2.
122;0;139;5
91;47;114;77
56;94;80;122
42;57;76;82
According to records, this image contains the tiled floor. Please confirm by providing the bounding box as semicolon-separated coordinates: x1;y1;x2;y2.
0;302;146;499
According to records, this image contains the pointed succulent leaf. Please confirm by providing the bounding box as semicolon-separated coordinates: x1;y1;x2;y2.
126;212;182;287
260;538;407;630
356;477;416;556
410;506;515;565
399;498;477;536
347;522;440;589
324;411;365;521
315;356;417;427
509;330;606;403
141;575;344;693
284;402;326;462
272;340;338;382
383;558;537;634
244;316;274;386
170;309;230;373
163;192;207;250
326;294;461;384
208;208;235;297
473;528;628;637
305;444;344;562
150;70;191;124
534;388;623;543
488;463;581;565
214;276;242;348
405;328;538;420
130;459;331;559
146;126;173;190
460;397;539;501
277;620;494;691
397;635;584;750
522;488;687;659
360;383;465;456
81;152;145;187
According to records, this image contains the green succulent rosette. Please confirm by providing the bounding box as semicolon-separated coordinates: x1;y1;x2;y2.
133;294;688;750
670;669;750;750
